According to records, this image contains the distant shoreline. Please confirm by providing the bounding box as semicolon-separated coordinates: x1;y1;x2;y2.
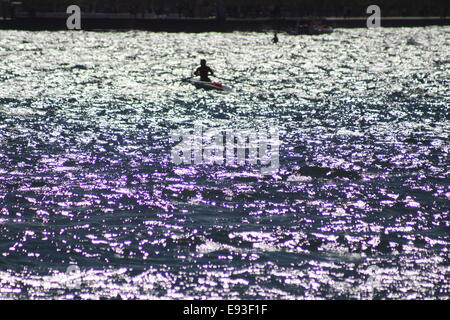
0;16;449;32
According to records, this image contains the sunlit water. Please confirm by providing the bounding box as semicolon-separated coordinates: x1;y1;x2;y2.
0;27;449;300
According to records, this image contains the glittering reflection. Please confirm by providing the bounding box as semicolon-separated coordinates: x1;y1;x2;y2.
0;27;449;299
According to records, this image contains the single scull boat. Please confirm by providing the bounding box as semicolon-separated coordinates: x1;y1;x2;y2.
182;78;231;92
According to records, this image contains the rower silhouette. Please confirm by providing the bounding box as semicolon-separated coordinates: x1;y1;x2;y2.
194;59;214;82
272;32;279;43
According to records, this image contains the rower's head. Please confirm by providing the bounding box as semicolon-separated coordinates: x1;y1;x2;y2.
200;59;206;66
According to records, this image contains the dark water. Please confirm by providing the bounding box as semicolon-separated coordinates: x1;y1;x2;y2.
0;28;449;299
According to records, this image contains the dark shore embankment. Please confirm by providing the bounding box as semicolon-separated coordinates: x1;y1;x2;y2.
0;17;449;32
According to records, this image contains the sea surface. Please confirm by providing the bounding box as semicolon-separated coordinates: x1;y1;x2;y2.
0;27;449;299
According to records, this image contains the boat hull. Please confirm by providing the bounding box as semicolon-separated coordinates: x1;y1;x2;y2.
182;78;231;92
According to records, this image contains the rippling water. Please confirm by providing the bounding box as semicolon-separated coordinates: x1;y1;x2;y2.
0;27;449;300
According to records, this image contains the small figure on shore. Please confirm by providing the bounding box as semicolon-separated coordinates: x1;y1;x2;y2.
194;59;215;82
272;32;279;43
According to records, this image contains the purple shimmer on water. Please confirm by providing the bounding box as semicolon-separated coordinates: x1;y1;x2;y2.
0;28;448;299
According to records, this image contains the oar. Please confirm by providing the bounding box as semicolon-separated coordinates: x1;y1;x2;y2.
181;76;193;82
215;76;239;83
